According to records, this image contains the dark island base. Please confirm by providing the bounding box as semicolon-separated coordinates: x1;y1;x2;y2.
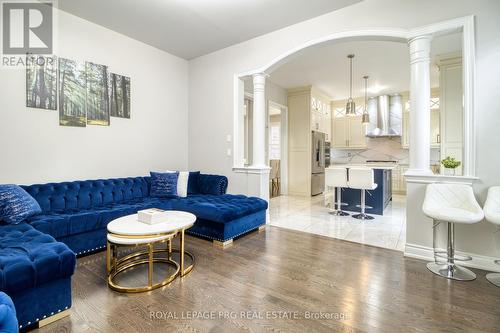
334;169;392;215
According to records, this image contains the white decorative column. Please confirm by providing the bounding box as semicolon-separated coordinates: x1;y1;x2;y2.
252;73;267;168
239;72;270;206
404;35;438;260
408;35;433;175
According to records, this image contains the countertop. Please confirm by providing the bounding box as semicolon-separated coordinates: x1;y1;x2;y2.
328;163;398;170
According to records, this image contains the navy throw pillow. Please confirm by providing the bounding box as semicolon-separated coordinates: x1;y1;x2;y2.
150;172;179;198
0;184;42;224
187;171;200;194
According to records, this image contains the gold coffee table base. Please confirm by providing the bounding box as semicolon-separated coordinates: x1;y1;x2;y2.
107;230;195;293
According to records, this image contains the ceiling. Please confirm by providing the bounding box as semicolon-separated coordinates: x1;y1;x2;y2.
58;0;362;60
269;33;462;100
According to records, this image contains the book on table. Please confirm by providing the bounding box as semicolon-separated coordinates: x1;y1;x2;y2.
138;208;169;225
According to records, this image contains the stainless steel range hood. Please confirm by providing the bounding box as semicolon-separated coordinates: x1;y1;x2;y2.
366;94;402;137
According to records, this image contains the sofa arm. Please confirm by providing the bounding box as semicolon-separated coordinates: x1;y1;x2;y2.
198;174;228;195
0;292;18;333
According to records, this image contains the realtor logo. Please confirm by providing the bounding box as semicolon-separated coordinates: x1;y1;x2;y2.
2;1;53;54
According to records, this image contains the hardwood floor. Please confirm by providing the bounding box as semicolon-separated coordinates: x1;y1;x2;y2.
35;226;500;333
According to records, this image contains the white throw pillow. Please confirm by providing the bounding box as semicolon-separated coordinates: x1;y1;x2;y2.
166;170;188;197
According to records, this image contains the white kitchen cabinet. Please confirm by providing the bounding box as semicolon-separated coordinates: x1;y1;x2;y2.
400;165;409;192
401;109;440;149
310;96;331;142
348;116;366;148
391;165;409;194
324;110;331;142
287;86;333;196
331;115;366;149
402;111;409;148
311;109;320;131
332;117;348;147
438;54;463;176
430;110;440;148
392;166;402;194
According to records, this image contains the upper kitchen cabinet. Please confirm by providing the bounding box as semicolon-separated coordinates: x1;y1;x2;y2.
437;53;463;176
331;98;367;149
401;90;440;149
310;88;332;142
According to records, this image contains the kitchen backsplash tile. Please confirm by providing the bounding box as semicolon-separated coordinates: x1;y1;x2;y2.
331;137;440;165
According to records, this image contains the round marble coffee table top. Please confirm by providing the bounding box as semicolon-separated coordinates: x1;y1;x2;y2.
107;210;196;237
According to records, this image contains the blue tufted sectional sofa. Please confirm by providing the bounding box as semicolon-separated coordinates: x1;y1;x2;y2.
0;292;18;333
0;173;267;330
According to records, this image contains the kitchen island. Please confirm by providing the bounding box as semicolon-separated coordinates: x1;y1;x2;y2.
328;164;394;215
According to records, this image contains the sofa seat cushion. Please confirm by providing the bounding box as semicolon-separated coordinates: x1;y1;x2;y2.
0;291;17;333
171;194;268;223
0;224;75;294
26;197;174;239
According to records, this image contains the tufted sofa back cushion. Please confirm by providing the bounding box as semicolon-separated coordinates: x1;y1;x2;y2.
21;177;150;213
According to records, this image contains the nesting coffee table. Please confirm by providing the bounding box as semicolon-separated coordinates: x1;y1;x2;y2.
106;210;196;293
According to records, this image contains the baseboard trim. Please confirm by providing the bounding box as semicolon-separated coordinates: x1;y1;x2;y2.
404;243;500;273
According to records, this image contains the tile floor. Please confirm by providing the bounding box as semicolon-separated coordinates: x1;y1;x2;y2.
268;193;407;251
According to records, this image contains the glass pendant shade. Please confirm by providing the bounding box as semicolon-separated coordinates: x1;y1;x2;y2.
346;99;356;115
362;112;370;123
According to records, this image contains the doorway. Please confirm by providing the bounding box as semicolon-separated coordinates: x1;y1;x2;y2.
268;101;288;197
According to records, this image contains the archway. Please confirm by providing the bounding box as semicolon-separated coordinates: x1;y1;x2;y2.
231;16;476;260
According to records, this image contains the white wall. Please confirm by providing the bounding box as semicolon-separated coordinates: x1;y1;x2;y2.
188;0;500;257
0;9;189;185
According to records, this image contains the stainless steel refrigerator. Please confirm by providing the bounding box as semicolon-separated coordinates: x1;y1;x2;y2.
311;131;325;196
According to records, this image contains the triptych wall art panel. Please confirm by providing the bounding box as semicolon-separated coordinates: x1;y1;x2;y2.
86;62;110;126
26;55;57;110
25;55;131;127
109;73;131;119
59;58;87;127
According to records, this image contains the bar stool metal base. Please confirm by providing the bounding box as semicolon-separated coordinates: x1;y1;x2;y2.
352;189;375;220
428;221;475;281
328;187;350;216
426;262;476;281
352;213;375;220
329;210;350;216
486;273;500;287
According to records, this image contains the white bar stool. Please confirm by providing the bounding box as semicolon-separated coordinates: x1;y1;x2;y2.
483;186;500;287
422;183;484;281
348;168;377;220
325;167;349;216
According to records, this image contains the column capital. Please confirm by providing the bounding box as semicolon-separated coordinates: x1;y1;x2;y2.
253;73;267;93
252;72;269;79
408;35;432;65
407;34;433;45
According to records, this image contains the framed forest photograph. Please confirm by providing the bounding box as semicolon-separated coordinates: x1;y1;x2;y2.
86;62;109;126
59;58;87;127
109;73;131;119
26;55;57;110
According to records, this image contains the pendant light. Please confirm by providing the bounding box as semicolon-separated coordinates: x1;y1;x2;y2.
345;54;356;115
362;75;370;124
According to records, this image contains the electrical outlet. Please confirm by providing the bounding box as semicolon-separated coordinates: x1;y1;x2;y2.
226;134;232;142
226;148;232;157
